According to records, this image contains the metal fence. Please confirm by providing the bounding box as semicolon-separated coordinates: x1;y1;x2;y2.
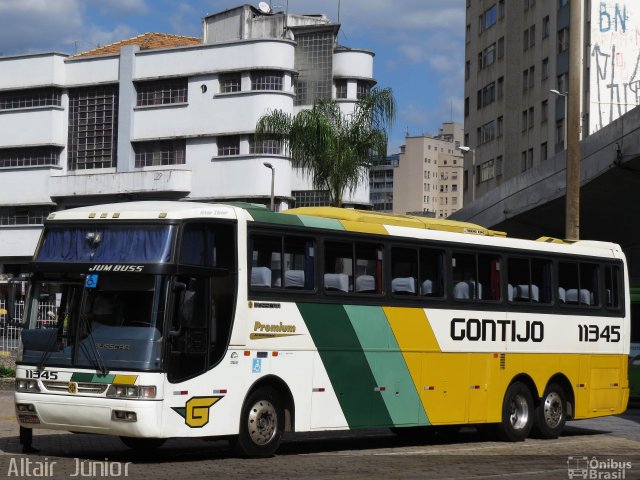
0;300;58;352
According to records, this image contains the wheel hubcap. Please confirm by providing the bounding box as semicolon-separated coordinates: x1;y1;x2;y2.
247;399;277;446
509;394;529;430
543;392;563;428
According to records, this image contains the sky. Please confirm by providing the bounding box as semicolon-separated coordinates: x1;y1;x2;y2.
0;0;465;153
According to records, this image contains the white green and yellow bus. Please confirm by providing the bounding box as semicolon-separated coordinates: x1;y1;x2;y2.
15;201;629;457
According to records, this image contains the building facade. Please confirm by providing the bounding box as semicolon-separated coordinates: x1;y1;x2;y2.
392;123;464;218
464;0;640;205
0;5;375;274
369;154;398;213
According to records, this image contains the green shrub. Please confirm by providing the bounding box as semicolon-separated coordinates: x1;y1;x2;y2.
0;365;15;378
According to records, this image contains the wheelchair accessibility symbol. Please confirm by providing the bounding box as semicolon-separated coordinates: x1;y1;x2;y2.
85;274;99;289
252;358;262;373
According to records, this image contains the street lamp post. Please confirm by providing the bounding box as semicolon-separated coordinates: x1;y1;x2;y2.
458;145;475;201
263;162;275;212
550;89;568;150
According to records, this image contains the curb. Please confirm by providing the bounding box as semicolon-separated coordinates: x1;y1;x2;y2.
0;378;14;391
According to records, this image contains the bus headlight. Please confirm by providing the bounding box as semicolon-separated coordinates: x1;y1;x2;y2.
16;379;40;392
106;385;156;399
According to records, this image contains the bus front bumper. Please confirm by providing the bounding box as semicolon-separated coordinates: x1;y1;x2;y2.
15;392;164;438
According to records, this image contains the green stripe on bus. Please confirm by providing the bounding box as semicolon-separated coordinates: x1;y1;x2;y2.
297;303;393;428
344;305;429;427
70;373;115;384
295;215;345;231
246;208;304;226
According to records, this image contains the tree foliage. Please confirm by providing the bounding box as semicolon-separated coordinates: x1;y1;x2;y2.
255;87;396;207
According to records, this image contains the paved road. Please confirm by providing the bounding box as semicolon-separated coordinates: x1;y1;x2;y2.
0;391;638;479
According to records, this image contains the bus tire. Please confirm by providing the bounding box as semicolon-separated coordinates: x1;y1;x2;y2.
120;436;165;450
233;387;284;458
532;383;566;439
495;381;534;442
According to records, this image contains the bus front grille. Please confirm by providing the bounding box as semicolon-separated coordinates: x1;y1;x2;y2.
42;381;109;394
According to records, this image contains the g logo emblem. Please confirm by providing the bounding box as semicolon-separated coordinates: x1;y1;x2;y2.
172;396;223;428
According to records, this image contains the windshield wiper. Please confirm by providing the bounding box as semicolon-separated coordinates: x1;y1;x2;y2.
78;289;109;375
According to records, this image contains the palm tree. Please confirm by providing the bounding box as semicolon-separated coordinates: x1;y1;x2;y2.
255;87;396;207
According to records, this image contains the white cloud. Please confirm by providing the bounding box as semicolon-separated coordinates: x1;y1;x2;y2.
85;0;149;16
0;0;84;54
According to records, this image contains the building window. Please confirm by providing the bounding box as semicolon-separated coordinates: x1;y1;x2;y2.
0;88;62;110
496;155;503;176
0;206;53;226
528;107;535;129
251;70;284;91
0;146;61;168
558;27;569;53
481;120;496;144
523;69;529;91
541;142;548;161
219;73;241;93
464;97;470;117
529;25;536;48
557;73;568;93
497;116;504;137
480;4;498;32
498;0;505;19
478;81;496;108
466;24;471;43
543;16;550;38
541;99;548;122
217;135;240;156
249;136;283;155
294;30;333;106
465;60;470;80
68;85;118;170
522;110;528;131
558;0;568;8
479;43;496;69
523;29;529;51
134;139;186;167
356;81;372;99
528;66;535;89
556;119;565;146
479;159;495;182
497;76;504;98
497;37;505;58
136;79;187;106
542;57;549;80
293;190;330;207
335;80;347;99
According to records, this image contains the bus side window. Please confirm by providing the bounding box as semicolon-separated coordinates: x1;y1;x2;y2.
605;265;620;309
420;248;445;297
391;247;418;295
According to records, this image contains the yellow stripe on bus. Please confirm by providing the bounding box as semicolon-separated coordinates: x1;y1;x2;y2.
339;220;389;235
112;375;137;385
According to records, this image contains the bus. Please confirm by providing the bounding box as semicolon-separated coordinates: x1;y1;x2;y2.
629;288;640;399
15;201;629;457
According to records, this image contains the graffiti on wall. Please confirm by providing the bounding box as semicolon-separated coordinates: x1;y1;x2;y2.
590;2;640;133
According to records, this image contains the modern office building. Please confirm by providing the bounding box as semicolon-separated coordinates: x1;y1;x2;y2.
0;4;375;274
463;0;640;205
369;154;398;213
392;122;464;218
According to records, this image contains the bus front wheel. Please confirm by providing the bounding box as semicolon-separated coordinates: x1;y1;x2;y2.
532;383;566;439
495;381;534;442
233;387;284;458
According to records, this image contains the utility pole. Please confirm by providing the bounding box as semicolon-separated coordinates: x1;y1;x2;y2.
566;0;582;240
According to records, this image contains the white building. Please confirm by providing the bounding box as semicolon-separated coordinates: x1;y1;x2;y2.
0;4;375;274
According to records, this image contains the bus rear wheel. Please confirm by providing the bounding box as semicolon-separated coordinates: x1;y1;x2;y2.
233;387;284;458
120;436;166;450
495;381;534;442
532;383;566;439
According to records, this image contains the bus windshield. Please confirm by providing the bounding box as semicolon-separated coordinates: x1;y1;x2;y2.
20;274;168;372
